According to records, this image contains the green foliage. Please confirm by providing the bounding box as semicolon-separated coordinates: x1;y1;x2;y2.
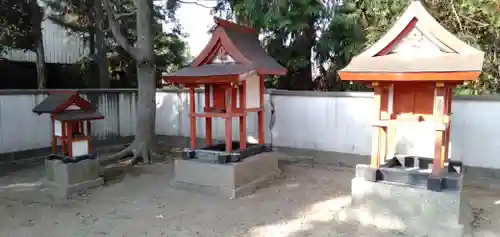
44;0;189;87
214;0;500;94
214;0;329;90
0;0;43;51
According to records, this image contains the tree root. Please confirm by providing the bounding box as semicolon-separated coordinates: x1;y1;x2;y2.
99;137;155;166
99;141;153;166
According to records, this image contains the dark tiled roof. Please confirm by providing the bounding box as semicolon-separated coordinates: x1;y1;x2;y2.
32;93;74;114
167;63;254;77
224;27;287;75
53;110;104;121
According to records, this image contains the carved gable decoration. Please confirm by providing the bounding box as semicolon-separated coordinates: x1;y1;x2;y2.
211;46;235;64
338;0;485;76
389;27;444;56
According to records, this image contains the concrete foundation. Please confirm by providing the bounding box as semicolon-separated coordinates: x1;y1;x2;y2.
341;177;472;237
43;158;103;199
170;151;282;199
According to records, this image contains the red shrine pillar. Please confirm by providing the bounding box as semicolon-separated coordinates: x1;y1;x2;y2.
225;87;233;152
239;81;247;149
432;82;447;175
258;75;265;144
370;83;389;168
51;115;57;153
189;87;196;149
204;86;213;146
443;87;453;165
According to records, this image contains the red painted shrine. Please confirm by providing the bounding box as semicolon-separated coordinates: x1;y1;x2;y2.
339;0;484;177
162;17;287;155
33;91;104;158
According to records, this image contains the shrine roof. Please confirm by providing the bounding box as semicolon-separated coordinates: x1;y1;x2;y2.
166;17;286;81
222;25;286;75
167;64;254;78
339;0;484;78
33;92;96;114
53;110;104;121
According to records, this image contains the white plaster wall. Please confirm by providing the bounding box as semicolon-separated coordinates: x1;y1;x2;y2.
245;75;260;109
2;90;500;170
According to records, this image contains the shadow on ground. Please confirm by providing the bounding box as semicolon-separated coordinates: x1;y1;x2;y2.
0;145;500;236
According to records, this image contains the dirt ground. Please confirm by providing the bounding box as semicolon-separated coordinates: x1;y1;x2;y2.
1;154;500;237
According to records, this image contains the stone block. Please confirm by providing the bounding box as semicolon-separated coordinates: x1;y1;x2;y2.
355;164;380;182
170;151;282;199
43;158;103;199
341;177;472;237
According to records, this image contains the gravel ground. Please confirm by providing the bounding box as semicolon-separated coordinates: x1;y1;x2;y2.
1;156;500;237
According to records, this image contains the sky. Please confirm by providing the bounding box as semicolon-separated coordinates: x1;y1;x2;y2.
174;2;218;58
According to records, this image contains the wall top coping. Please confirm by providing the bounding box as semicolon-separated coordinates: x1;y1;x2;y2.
0;88;498;101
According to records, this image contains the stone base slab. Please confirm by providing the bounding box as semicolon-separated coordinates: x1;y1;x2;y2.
170;151;283;199
44;158;103;199
340;177;472;237
43;177;104;199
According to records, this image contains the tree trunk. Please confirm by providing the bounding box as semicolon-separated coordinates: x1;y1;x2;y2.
132;61;156;161
132;0;156;163
101;0;157;165
35;34;46;89
86;29;98;88
32;2;46;89
95;0;110;88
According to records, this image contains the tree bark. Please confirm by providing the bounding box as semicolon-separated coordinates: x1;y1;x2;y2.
35;33;46;89
95;0;110;88
32;1;46;89
100;0;157;165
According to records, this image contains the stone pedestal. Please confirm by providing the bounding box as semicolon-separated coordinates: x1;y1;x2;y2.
171;151;282;199
342;176;472;237
43;157;103;199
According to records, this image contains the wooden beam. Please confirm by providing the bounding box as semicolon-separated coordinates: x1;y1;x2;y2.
225;87;233;152
204;86;212;146
258;75;265;144
239;81;247;149
189;87;197;149
443;87;453;163
338;71;480;82
432;86;446;175
51;115;57;153
371;86;383;168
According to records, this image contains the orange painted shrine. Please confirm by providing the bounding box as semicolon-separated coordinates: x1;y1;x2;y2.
162;17;287;152
33;91;105;157
339;0;484;175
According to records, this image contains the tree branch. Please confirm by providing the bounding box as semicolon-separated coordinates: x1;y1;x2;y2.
114;9;137;20
450;1;463;31
178;0;213;8
101;0;139;59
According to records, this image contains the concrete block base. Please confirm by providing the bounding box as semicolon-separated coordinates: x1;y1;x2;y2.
340;177;472;237
170;151;282;199
43;158;103;199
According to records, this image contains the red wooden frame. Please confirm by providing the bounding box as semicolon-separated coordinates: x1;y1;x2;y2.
163;18;283;153
338;5;483;175
48;92;103;158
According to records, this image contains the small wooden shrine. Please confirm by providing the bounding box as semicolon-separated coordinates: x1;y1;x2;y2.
33;91;104;158
162;17;286;160
338;0;484;183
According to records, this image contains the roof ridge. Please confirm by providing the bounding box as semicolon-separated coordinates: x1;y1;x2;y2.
213;17;258;35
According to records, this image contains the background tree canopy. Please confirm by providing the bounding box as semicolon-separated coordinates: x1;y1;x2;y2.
211;0;500;94
1;0;499;94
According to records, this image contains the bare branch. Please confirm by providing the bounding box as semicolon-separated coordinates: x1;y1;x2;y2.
178;0;213;8
101;0;139;59
450;1;463;31
114;9;137;20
